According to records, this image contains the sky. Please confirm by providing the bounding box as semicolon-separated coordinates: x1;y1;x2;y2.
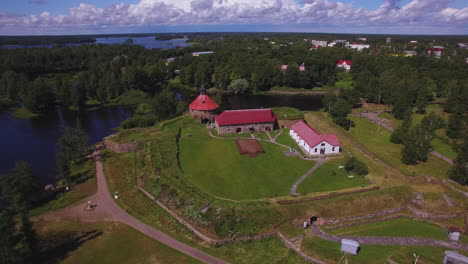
0;0;467;35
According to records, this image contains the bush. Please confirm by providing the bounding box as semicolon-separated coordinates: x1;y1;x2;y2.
344;157;368;176
121;115;158;129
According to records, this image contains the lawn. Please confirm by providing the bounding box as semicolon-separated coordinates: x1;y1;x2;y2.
431;137;457;160
348;116;452;179
329;217;447;240
301;236;454;264
35;221;202;264
272;107;304;120
335;80;353;90
275;129;302;151
297;159;369;194
178;119;315;200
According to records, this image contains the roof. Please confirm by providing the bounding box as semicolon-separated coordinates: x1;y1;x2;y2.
337;60;352;66
341;239;359;247
215;109;277;126
291;120;340;147
444;251;468;261
448;226;462;233
189;94;219;111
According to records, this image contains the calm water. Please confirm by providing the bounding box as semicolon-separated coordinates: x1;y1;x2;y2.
2;37;191;50
222;94;323;111
0;106;132;184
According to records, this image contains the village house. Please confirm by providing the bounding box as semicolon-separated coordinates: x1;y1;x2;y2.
427;46;444;57
188;89;219;123
447;226;462;241
311;40;327;47
192;51;214;56
289;120;340;155
214;109;277;134
404;50;417;57
281;63;306;71
346;42;370;51
336;60;352;71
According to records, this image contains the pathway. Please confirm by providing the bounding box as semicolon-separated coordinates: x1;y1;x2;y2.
38;152;229;264
311;224;468;251
290;156;326;196
354;111;454;165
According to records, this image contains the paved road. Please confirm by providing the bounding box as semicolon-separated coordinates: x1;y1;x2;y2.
354;111;454;165
311;224;468;251
39;152;229;264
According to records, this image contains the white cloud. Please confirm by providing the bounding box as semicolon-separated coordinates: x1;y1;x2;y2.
0;0;467;34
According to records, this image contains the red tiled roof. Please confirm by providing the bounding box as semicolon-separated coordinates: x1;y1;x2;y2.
337;60;352;66
448;226;462;233
291;120;340;147
215;109;277;126
189;94;219;111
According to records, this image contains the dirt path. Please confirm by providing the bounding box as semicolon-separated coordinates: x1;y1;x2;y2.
354;111;454;165
311;224;468;251
38;152;229;264
290;156;326;196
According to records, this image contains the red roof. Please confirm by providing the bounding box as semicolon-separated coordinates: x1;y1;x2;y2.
448;226;462;233
215;109;277;126
189;94;219;111
337;60;352;66
291;120;340;147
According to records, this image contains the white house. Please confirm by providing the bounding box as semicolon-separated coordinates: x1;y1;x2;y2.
336;60;352;71
346;43;370;51
290;120;340;156
447;227;462;241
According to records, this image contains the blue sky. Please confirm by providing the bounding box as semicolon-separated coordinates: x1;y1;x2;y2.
0;0;467;35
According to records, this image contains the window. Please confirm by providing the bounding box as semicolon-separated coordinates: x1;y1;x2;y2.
314;148;317;153
321;143;325;146
332;147;335;151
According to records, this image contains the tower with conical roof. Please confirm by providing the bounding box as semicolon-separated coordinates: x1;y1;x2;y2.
188;85;219;123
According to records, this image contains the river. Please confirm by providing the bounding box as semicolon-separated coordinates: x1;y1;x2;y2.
0;106;132;184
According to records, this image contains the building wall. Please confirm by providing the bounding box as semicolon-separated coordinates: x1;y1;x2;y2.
290;129;340;155
216;122;274;134
278;119;302;129
189;109;216;123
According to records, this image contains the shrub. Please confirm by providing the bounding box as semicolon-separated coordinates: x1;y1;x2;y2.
121;115;158;129
344;157;369;176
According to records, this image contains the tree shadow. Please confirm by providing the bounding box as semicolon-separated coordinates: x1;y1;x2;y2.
39;229;102;264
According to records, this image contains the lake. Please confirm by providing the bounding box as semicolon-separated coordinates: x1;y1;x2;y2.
0;106;132;184
222;94;323;111
1;36;191;50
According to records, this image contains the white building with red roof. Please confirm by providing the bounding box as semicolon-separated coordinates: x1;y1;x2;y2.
336;60;352;71
290;120;340;155
188;89;219;123
214;109;277;134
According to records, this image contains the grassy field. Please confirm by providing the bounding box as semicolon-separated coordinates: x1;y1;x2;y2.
275;129;303;153
301;236;453;264
272;107;304;120
35;221;202;264
297;159;369;194
348;116;452;179
11;107;39;119
335;80;353;90
431;137;457;160
179;119;315;200
330;217;447;240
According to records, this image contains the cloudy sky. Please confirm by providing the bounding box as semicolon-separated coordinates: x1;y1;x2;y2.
1;0;467;35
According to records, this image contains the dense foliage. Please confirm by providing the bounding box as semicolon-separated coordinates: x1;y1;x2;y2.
344;157;369;176
56;127;88;184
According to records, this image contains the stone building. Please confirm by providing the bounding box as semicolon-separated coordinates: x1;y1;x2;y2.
188;89;219;123
214;109;277;134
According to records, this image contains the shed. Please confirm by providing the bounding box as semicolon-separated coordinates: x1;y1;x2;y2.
340;239;359;255
448;226;462;241
443;251;468;264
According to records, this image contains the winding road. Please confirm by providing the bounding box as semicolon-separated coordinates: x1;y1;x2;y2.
38;152;229;264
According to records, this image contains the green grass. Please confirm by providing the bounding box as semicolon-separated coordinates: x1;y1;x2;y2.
11;107;39;119
297;159;369;194
275;129;299;149
272;107;304;120
348;116;452;179
270;86;309;92
431;137;457;160
302;236;454;264
179;119;315;200
335;80;353;90
330;217;447;240
425;104;444;109
35;221;202;264
30;159;97;217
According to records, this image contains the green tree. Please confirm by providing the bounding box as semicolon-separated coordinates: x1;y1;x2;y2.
329;99;352;129
56;127;88;184
153;88;177;120
24;78;55;113
449;132;468;185
226;78;251;95
390;111;412;144
447;110;465;139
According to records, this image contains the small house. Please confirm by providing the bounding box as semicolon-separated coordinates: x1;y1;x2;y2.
290;120;340;156
443;251;468;264
336;60;352;71
188;88;219;123
299;63;306;72
281;65;289;71
192;51;214;56
341;239;359;255
214;109;277;134
448;226;462;241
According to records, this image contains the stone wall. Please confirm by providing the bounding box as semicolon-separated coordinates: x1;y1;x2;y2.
216;122;274;134
103;138;138;153
278;119;302;129
189;109;216;123
325;206;405;225
276;232;327;264
277;186;380;205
